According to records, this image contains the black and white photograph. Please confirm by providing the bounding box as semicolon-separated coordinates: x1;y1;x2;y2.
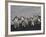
8;2;44;35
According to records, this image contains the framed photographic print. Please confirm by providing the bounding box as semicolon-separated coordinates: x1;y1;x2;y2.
8;1;45;35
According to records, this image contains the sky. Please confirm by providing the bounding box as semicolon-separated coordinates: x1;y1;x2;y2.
11;5;41;20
